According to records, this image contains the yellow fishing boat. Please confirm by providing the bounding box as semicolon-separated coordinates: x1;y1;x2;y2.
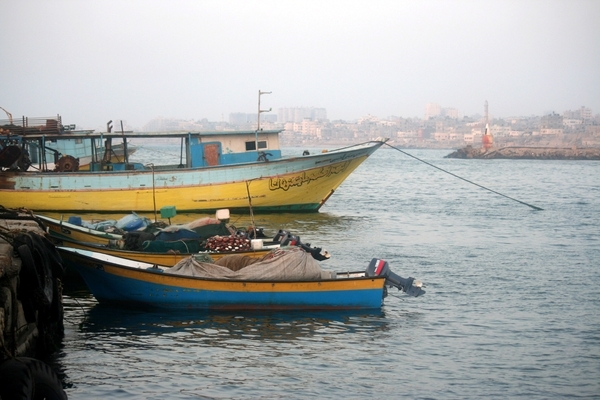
1;115;386;213
38;212;328;267
59;237;275;267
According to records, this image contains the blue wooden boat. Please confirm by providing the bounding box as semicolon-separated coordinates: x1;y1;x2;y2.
58;246;424;310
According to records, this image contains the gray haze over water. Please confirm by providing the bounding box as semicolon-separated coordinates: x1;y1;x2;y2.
2;0;599;130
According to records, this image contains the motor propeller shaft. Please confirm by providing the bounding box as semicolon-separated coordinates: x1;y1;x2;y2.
366;258;425;297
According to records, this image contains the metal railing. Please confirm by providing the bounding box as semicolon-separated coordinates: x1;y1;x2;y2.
0;115;63;135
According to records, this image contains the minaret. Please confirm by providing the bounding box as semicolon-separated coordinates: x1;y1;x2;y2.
484;100;489;126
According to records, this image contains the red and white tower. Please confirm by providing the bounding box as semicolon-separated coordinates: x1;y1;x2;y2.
482;100;494;150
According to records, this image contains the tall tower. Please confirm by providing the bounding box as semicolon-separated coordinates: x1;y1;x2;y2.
484;100;489;126
482;100;493;150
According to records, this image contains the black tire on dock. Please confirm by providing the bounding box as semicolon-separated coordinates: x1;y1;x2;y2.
18;357;68;400
0;358;34;400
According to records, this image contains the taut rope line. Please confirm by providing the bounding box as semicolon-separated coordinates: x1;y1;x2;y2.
384;143;543;211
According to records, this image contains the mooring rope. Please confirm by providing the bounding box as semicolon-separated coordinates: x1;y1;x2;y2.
245;181;257;233
384;142;544;211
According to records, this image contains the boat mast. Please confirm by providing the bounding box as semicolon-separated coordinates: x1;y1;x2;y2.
256;90;272;152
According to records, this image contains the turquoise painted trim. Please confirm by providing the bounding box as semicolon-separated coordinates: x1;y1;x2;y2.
89;162;144;171
9;143;377;191
221;149;282;165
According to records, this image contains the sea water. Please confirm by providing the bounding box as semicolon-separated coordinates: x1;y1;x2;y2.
54;146;599;399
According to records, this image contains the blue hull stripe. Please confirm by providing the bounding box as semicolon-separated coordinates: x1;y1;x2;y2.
74;263;385;310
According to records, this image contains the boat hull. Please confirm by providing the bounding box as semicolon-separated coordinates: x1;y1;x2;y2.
62;238;274;266
59;248;386;310
1;141;383;213
37;214;122;244
38;214;280;266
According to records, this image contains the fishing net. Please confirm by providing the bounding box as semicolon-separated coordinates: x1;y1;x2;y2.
169;246;326;281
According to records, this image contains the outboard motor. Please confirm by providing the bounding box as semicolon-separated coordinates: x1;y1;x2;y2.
366;258;425;297
273;229;289;243
238;227;267;239
279;233;301;247
276;231;330;261
248;227;266;239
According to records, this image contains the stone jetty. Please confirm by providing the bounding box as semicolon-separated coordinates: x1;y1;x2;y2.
445;146;600;160
0;207;65;357
0;207;67;398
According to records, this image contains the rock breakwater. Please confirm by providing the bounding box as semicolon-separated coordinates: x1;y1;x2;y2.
446;146;600;160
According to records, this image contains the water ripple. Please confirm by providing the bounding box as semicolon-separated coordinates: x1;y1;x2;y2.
57;149;600;399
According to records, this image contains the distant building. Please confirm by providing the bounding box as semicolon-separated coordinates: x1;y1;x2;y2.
442;108;459;119
229;113;277;126
540;112;563;129
229;113;252;125
396;130;419;139
425;103;441;120
433;132;449;141
143;117;182;132
563;119;583;128
491;125;511;137
357;114;379;124
563;106;592;121
424;104;459;120
540;128;564;136
278;107;327;123
580;106;593;120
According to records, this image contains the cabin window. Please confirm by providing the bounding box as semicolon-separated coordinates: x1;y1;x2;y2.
75;138;82;144
245;141;268;151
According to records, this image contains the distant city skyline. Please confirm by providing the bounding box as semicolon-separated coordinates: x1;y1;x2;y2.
2;1;598;130
132;103;595;134
133;103;597;133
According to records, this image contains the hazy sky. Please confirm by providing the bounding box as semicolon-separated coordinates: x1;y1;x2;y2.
2;0;599;130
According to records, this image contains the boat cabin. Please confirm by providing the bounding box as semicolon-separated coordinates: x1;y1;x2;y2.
1;121;283;173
